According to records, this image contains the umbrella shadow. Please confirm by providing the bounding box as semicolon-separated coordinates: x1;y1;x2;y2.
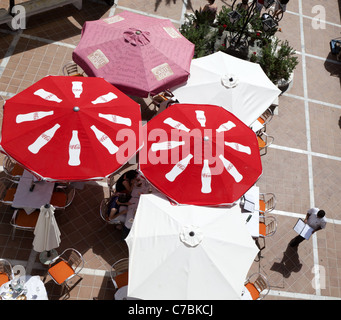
269;244;302;279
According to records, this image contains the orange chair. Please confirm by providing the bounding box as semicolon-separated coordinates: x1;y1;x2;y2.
259;216;277;238
50;185;75;210
47;248;84;296
110;258;129;292
259;192;276;215
0;259;13;286
244;273;270;300
10;209;40;240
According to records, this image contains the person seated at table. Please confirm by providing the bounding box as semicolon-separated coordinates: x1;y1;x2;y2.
107;194;132;229
115;170;139;195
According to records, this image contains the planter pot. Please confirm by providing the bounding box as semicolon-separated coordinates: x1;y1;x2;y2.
277;71;294;94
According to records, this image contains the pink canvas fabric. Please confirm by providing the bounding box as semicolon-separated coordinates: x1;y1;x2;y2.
73;11;195;97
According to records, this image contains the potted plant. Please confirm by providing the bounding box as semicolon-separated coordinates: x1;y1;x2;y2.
179;13;217;58
256;38;299;91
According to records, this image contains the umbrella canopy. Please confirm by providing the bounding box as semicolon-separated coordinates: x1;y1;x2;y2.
139;103;262;206
0;76;142;181
171;51;281;126
33;204;61;253
125;194;259;300
72;10;195;98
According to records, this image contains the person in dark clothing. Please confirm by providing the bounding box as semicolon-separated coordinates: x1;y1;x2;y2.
115;170;139;194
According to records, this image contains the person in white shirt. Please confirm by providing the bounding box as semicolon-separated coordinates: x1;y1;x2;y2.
289;208;326;247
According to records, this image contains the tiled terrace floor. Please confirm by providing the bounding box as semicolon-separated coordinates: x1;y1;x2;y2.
0;0;340;300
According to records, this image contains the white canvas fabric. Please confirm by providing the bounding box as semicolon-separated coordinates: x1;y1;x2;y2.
171;51;281;126
33;204;61;252
125;193;259;300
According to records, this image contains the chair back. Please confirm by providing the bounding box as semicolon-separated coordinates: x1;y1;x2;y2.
62;61;83;77
0;259;13;286
259;192;276;214
107;173;119;197
245;272;270;300
258;132;274;155
258;108;273;126
3;156;24;182
0;177;18;205
100;198;111;223
110;258;129;290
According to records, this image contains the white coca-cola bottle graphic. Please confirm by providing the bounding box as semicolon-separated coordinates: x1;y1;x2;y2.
151;140;185;152
72;81;83;98
201;159;212;193
68;130;81;166
34;89;62;103
195;110;206;127
219;154;243;183
165;154;193;182
163;118;190;132
90;125;118;154
28;123;61;154
224;141;251;155
92;92;118;104
98;113;131;127
16;111;54;123
216;121;236;133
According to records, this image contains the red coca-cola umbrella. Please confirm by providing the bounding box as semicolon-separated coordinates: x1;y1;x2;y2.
0;76;142;181
139;104;262;206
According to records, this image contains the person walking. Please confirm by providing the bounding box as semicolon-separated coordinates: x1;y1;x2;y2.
289;208;327;247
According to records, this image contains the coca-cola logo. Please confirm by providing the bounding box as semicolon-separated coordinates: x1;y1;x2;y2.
100;135;108;142
70;144;80;149
41;134;51;142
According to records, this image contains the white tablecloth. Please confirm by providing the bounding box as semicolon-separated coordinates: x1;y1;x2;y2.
0;275;48;300
239;186;260;238
12;170;55;214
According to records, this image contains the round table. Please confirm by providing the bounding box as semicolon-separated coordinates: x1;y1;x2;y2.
0;275;48;300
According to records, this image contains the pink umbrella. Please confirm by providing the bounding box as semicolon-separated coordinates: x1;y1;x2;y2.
72;11;195;98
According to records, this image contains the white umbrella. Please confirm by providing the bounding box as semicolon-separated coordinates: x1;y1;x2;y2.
171;51;281;126
125;194;259;300
33;204;61;253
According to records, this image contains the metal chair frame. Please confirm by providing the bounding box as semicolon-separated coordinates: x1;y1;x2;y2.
0;177;18;205
110;258;129;291
10;208;40;240
46;248;84;297
258;131;274;156
0;258;14;286
259;192;276;215
3;155;24;182
62;61;84;77
50;185;76;210
244;272;270;300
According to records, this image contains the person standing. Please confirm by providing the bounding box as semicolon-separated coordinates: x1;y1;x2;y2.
289;208;327;247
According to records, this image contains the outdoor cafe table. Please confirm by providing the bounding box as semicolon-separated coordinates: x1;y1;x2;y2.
0;275;48;300
12;170;55;214
239;185;260;239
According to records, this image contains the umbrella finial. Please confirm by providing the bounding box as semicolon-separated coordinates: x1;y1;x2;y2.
73;106;80;112
45;203;50;208
203;136;210;142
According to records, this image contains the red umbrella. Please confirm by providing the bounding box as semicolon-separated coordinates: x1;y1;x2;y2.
0;76;142;181
139;104;262;206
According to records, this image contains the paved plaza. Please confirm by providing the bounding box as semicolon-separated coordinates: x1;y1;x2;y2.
0;0;340;300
